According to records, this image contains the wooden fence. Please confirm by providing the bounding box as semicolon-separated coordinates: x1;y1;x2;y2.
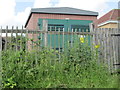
0;26;120;73
94;28;120;73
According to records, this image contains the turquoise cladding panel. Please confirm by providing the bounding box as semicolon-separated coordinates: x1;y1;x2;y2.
39;19;92;31
38;19;92;49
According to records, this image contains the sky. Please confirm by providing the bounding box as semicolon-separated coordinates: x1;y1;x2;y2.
0;0;119;28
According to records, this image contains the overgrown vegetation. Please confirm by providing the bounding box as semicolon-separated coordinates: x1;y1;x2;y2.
1;37;119;88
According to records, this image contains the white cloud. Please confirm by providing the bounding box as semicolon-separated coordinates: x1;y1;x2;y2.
0;0;31;28
54;0;111;17
33;0;51;8
107;0;119;2
0;0;53;28
0;0;119;28
55;0;107;10
14;7;31;26
15;0;34;2
0;0;16;26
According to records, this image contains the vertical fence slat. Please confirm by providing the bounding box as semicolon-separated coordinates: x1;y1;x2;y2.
114;28;119;71
112;28;117;71
43;20;48;47
101;30;104;63
107;28;111;72
111;28;114;72
32;30;34;49
26;29;28;51
62;28;64;51
110;28;115;72
54;27;56;50
0;26;2;89
68;27;70;48
49;26;52;48
58;28;61;60
16;26;18;51
0;27;2;52
118;28;120;70
103;29;107;65
10;26;13;50
71;28;73;47
4;26;8;50
20;26;23;50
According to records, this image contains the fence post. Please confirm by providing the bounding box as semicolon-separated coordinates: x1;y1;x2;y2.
89;23;95;53
117;27;120;71
20;26;23;50
62;28;65;51
26;29;28;51
10;26;13;50
4;26;8;50
117;5;120;72
0;27;2;88
0;27;2;52
43;20;48;47
16;26;18;51
116;29;119;71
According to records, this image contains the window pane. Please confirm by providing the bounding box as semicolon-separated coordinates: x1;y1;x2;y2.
48;24;64;31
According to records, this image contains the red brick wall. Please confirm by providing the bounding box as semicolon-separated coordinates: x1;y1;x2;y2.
26;13;97;30
26;13;97;50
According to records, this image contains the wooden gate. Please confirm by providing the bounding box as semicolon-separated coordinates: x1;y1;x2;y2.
94;28;120;73
111;30;120;73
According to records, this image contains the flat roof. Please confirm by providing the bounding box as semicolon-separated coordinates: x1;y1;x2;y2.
31;7;98;16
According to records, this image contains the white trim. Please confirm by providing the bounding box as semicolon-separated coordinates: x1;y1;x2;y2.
98;20;118;27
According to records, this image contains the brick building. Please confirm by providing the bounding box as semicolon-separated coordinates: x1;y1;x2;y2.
25;7;98;49
25;7;98;29
97;9;120;28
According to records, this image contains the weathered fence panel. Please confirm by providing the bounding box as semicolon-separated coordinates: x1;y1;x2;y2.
94;28;120;73
0;26;120;73
0;27;2;89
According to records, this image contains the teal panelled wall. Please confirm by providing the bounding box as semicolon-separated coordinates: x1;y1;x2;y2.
38;19;92;31
38;19;92;49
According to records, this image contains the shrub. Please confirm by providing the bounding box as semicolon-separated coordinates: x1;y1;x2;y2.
1;37;118;88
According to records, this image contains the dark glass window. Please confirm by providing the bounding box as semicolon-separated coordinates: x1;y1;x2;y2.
48;24;64;31
71;25;89;32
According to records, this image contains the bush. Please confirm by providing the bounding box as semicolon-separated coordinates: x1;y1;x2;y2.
1;37;119;88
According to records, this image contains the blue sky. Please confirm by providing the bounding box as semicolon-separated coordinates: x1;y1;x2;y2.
15;2;33;14
102;2;119;16
15;0;119;13
15;0;59;13
15;1;118;13
0;0;119;27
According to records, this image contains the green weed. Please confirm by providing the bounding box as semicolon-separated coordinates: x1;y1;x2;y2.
1;37;119;88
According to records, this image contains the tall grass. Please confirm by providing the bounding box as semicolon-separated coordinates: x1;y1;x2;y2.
1;37;119;88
